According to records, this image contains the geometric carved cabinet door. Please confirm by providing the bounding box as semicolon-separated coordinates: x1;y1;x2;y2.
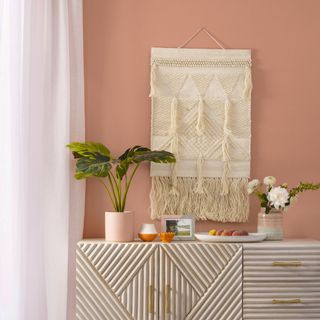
158;243;243;320
76;242;159;320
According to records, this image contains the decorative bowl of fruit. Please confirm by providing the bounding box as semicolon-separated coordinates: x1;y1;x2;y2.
195;229;266;242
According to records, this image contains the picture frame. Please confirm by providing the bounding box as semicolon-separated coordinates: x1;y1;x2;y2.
161;215;195;241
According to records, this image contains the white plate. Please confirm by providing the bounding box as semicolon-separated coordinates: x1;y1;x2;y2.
194;232;267;243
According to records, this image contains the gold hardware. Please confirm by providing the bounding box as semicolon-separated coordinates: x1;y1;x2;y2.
148;285;154;313
272;261;302;267
165;284;171;313
272;299;301;304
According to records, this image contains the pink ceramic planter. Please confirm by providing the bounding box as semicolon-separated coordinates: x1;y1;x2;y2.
105;211;134;242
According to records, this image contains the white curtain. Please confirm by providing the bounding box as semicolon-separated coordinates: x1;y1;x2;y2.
0;1;85;319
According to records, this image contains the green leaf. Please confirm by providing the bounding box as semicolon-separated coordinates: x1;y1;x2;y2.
75;155;112;178
67;142;112;179
115;146;175;180
115;146;141;180
74;172;92;180
260;201;268;208
289;182;320;198
265;206;271;214
67;142;111;158
118;146;148;161
116;159;130;180
133;150;176;164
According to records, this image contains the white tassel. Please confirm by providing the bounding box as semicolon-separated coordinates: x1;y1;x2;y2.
221;162;231;195
196;96;205;136
169;96;179;159
149;62;156;97
243;66;252;99
169;96;178;134
194;153;205;194
223;97;231;134
170;135;179;159
221;97;232;195
168;97;179;195
169;164;179;196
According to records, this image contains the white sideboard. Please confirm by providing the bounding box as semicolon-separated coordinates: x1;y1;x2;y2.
76;240;320;320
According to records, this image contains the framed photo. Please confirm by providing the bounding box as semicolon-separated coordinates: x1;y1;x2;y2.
161;215;195;241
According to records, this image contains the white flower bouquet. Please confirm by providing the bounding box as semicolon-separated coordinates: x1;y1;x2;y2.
248;176;320;214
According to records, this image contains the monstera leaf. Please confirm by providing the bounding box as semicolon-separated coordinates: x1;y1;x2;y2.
74;155;112;179
133;149;175;163
67;142;110;158
116;146;175;180
67;142;112;179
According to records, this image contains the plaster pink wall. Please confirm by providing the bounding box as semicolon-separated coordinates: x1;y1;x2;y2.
83;0;320;240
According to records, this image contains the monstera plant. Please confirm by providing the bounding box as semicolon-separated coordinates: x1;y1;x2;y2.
67;142;175;212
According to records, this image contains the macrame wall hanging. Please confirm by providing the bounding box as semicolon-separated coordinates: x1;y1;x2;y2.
149;32;252;222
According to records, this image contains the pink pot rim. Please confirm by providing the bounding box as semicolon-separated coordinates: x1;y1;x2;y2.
105;211;133;214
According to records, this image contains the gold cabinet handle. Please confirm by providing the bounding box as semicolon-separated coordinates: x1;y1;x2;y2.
272;299;301;304
148;285;154;314
165;284;171;313
272;261;302;267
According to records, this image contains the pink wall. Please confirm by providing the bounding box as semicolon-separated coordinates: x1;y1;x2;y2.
83;0;320;240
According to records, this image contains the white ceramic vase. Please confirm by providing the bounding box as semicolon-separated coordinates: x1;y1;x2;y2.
138;223;158;242
105;211;134;242
139;223;157;234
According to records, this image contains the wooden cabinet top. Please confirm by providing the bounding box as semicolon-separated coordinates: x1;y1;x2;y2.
78;238;320;247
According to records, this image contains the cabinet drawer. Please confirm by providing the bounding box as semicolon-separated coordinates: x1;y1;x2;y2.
244;247;320;282
244;281;320;293
244;284;320;319
244;248;320;263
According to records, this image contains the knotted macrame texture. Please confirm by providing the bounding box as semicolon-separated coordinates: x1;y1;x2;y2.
150;48;252;222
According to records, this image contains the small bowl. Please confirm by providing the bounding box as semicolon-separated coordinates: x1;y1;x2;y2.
159;232;175;243
138;233;158;242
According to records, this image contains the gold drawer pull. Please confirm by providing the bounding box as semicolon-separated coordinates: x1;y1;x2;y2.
165;284;171;313
272;299;301;304
272;261;302;267
148;285;154;313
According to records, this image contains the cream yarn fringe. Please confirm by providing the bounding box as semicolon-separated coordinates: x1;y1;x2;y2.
150;176;249;222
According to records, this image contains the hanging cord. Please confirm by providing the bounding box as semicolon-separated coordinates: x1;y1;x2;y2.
178;27;226;49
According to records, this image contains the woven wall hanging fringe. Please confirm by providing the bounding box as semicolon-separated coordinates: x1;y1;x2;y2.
149;47;252;222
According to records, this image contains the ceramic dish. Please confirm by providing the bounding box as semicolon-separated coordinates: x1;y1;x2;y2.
194;232;267;243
